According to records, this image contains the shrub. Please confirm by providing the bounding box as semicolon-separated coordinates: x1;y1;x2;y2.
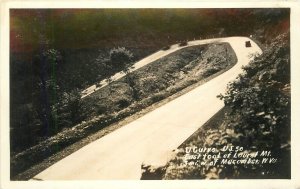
117;98;131;109
202;67;219;77
150;92;166;103
109;47;134;70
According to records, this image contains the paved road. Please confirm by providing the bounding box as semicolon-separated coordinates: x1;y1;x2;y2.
81;38;222;98
32;37;262;180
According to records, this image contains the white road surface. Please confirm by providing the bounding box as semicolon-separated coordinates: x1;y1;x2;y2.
32;37;262;180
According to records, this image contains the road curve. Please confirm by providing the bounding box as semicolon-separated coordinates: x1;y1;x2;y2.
32;37;262;180
81;38;222;98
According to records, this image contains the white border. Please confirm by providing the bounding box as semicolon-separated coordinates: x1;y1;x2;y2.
1;1;300;189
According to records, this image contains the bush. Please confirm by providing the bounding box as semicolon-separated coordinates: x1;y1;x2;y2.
150;92;166;103
203;67;219;77
109;47;134;70
117;98;131;109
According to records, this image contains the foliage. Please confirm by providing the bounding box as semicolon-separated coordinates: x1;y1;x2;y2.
10;48;85;153
219;33;290;150
109;47;134;72
109;47;141;100
10;9;290;179
84;43;236;122
11;43;237;179
10;9;289;52
160;32;290;180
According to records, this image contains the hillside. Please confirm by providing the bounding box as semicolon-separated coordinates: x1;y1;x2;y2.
11;42;237;180
141;32;290;180
9;8;290;180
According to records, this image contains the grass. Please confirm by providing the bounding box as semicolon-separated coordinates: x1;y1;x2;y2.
178;107;229;149
83;42;236;118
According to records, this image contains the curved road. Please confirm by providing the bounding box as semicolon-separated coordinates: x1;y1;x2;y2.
32;37;262;180
82;38;221;98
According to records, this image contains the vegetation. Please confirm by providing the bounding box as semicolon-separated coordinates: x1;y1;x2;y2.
82;43;236;120
145;32;290;179
11;43;236;179
110;47;134;70
9;8;290;179
10;9;289;53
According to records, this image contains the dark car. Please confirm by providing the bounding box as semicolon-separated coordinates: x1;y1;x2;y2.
245;41;251;47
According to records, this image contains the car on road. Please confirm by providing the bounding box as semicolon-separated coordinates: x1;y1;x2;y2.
245;41;252;47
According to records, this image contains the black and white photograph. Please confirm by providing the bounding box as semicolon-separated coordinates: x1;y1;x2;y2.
0;1;300;189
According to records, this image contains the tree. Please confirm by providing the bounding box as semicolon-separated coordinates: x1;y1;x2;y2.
109;47;134;71
57;89;83;127
108;47;140;100
32;49;62;136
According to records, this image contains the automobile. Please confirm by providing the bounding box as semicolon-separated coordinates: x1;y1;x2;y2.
245;41;252;47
